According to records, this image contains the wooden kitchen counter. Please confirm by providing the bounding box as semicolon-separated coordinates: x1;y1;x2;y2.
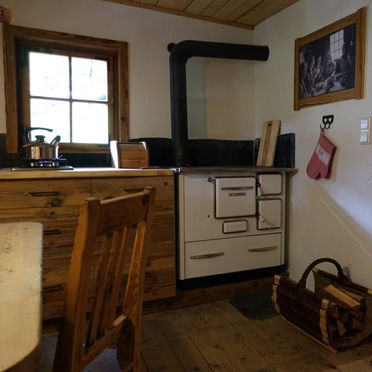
0;167;176;326
0;167;174;179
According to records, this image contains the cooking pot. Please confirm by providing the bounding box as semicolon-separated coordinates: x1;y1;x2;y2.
23;127;61;160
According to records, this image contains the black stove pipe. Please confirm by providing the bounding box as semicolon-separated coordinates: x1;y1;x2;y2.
169;40;269;167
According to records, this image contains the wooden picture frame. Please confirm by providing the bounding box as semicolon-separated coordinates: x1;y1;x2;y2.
294;7;366;110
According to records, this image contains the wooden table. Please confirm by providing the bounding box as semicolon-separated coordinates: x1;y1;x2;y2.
0;222;43;371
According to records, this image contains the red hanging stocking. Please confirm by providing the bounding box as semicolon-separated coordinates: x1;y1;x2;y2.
306;130;336;179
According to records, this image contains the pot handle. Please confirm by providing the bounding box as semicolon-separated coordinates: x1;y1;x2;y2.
23;127;53;143
50;135;61;146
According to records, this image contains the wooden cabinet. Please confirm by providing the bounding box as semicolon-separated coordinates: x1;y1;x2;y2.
92;176;175;301
0;171;175;322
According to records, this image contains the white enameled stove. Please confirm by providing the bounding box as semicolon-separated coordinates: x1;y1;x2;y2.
177;168;288;281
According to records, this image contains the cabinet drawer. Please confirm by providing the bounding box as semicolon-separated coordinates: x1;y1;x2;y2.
0;179;91;209
92;176;174;209
184;233;282;279
0;206;80;255
43;219;79;258
42;254;102;320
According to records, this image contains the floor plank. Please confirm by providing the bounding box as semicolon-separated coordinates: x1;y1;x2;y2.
337;356;372;371
324;338;372;367
214;301;338;372
171;302;274;371
141;313;185;371
156;310;213;371
255;307;372;369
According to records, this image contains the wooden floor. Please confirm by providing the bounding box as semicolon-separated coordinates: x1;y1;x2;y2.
139;300;372;372
41;299;372;371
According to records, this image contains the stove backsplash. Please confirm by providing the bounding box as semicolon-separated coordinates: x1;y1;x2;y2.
1;132;295;169
131;133;295;168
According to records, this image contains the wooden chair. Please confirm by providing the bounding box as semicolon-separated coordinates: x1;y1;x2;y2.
49;186;155;372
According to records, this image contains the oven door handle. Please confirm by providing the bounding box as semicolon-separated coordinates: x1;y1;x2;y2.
190;252;225;259
248;246;278;252
220;186;254;191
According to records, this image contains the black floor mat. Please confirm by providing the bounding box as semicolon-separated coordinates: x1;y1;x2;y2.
229;290;278;320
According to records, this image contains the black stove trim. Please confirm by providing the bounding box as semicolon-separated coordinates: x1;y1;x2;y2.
168;40;270;166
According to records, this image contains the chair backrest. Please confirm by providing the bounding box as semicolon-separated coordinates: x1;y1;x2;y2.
53;187;155;372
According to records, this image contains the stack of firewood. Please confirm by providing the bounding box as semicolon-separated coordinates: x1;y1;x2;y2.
322;284;366;337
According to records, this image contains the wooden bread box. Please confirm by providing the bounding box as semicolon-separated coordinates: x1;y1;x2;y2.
110;141;149;168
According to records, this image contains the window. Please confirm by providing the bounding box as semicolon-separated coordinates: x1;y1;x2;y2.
330;29;344;61
3;25;128;153
29;52;109;144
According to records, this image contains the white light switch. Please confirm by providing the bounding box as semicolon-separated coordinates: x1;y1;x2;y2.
360;117;371;144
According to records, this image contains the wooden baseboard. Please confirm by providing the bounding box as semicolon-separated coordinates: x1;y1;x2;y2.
43;276;275;333
143;276;274;314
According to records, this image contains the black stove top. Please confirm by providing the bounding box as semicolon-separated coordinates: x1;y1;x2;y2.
11;158;74;170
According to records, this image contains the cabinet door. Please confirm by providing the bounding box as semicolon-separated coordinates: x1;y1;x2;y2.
92;176;176;301
0;179;91;320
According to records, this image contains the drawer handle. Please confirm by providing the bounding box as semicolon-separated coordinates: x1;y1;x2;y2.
228;192;246;197
49;197;63;207
221;186;254;191
29;191;60;197
43;229;62;236
190;252;225;259
123;188;145;193
248;246;278;253
43;284;64;293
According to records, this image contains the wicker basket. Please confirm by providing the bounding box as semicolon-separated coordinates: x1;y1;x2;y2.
272;258;372;352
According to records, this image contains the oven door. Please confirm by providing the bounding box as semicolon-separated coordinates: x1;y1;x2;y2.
215;177;256;218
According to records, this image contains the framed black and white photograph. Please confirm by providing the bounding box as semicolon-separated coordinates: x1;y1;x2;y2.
294;7;366;110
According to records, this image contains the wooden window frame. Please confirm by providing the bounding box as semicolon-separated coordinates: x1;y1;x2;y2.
3;25;129;153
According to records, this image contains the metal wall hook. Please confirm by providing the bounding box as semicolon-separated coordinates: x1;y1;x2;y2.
320;115;334;130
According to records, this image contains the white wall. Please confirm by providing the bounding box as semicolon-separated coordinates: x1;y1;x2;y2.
205;59;255;140
254;0;372;287
187;58;256;140
0;0;253;139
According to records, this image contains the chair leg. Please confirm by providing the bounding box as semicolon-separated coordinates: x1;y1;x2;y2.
117;317;136;371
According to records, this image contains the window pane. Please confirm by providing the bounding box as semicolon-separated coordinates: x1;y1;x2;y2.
71;57;108;101
72;102;108;144
29;52;69;99
30;98;70;143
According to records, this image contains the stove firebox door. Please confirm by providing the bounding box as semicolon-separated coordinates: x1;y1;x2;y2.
257;199;282;229
215;177;256;218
